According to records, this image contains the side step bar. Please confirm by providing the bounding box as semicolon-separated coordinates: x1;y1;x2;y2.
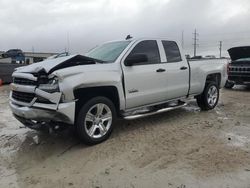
123;102;187;120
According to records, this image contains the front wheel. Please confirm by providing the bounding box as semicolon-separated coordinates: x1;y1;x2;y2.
76;97;116;145
196;82;219;111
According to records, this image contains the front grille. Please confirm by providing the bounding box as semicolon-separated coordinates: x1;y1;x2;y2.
229;66;250;72
229;66;250;78
12;73;54;104
13;77;37;86
12;91;35;103
12;91;54;104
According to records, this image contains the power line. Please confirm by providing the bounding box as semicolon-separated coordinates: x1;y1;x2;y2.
183;29;250;57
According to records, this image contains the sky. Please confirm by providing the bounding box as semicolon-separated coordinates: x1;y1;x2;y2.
0;0;250;57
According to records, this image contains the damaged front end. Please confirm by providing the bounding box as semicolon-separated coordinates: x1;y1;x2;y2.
9;54;104;130
10;70;75;130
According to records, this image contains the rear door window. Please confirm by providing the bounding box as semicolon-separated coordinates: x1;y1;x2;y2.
162;41;182;63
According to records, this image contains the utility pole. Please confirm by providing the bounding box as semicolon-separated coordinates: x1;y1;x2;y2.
67;31;70;53
181;30;184;49
193;29;199;57
219;41;222;58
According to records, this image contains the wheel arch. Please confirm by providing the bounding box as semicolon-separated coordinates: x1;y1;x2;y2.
74;86;121;120
205;73;221;87
196;72;221;98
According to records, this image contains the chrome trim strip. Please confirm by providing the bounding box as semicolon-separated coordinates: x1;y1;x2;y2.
12;72;37;81
10;83;36;93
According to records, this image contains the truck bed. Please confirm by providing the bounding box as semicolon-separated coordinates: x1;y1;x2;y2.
188;58;228;95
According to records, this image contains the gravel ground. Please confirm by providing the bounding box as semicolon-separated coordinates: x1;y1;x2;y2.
0;85;250;188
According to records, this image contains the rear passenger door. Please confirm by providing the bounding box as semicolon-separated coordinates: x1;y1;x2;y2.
161;41;189;100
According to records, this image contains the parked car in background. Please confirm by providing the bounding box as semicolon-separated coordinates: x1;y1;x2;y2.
204;55;216;59
225;46;250;88
9;38;228;145
190;55;203;60
0;49;26;83
1;49;25;63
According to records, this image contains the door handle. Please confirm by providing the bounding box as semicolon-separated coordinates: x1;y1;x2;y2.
156;68;166;73
180;66;188;70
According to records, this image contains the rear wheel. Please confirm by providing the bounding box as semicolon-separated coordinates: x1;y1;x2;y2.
76;97;116;145
196;82;219;111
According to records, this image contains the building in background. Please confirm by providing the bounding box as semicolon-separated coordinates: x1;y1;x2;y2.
24;51;58;64
0;50;58;64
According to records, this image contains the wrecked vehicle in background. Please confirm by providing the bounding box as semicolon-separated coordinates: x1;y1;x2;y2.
225;46;250;88
9;38;228;145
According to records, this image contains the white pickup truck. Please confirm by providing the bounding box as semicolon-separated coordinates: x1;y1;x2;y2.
9;38;228;144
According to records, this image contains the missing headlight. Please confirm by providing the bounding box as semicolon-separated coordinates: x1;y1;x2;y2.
38;77;59;93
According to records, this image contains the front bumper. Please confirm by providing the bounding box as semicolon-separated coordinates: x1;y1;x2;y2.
10;101;75;124
9;82;76;125
228;65;250;84
228;75;250;85
9;72;76;126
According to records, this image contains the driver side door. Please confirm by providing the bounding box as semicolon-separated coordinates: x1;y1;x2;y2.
121;40;168;109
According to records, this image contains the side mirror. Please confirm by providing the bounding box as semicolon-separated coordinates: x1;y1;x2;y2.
124;54;148;66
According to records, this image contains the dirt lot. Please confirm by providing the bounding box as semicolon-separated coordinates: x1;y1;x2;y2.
0;85;250;188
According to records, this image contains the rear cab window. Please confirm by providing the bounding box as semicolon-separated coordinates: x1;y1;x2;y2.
162;41;182;63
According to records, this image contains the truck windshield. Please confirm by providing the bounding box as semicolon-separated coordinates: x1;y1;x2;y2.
86;41;131;62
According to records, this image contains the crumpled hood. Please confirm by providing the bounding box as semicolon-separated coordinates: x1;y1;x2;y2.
228;46;250;61
15;54;100;74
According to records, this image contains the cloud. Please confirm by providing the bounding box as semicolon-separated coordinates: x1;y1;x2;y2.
0;0;249;57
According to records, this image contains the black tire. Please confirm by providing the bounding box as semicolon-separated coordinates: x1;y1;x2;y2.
76;96;116;145
196;82;219;111
224;80;234;89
